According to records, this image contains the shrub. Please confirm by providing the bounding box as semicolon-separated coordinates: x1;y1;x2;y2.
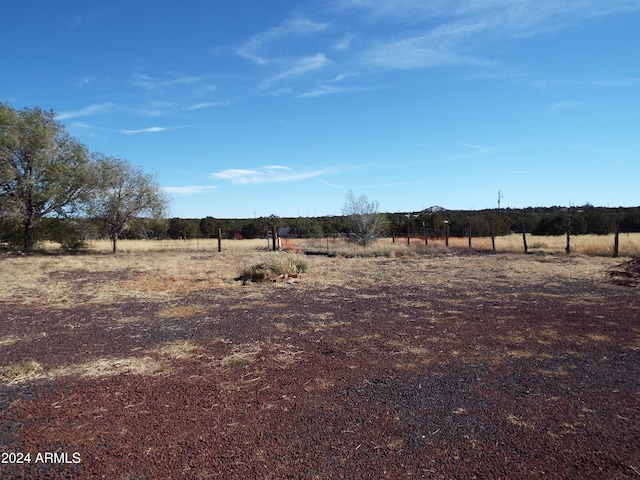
236;254;308;283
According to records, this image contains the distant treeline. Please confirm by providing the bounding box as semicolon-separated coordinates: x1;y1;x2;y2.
22;205;634;244
6;205;637;247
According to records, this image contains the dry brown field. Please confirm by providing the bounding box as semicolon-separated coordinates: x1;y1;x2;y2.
1;242;639;478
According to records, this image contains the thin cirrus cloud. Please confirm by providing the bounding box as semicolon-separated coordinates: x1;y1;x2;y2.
341;0;640;71
261;53;330;88
183;101;232;111
550;101;582;111
162;185;217;195
361;38;484;69
131;72;210;90
235;16;330;65
120;126;183;135
57;102;114;120
460;142;491;154
210;165;330;184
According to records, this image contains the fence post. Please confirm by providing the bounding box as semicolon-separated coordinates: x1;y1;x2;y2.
217;229;222;253
423;224;428;248
490;221;496;252
565;214;571;254
445;221;449;247
272;225;277;251
613;222;619;258
522;220;528;254
468;222;472;249
407;226;411;245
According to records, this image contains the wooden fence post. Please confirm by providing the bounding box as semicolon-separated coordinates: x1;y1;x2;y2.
217;229;222;253
490;221;496;252
522;220;528;254
565;212;571;254
468;222;472;249
407;226;411;245
272;225;277;251
445;222;449;247
613;222;619;258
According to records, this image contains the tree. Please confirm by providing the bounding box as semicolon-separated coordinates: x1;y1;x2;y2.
87;156;167;253
341;189;384;246
167;217;199;239
200;216;218;238
0;104;90;251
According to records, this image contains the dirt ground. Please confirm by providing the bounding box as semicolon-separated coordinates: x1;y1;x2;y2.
1;251;639;479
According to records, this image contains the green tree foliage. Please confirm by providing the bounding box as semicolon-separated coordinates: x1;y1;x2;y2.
582;205;614;234
199;216;220;238
620;208;640;232
533;214;567;236
40;217;93;251
86;156;167;253
0;104;90;251
240;221;261;239
288;217;323;237
167;218;199;239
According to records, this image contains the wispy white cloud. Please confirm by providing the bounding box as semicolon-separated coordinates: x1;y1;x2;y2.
550;100;582;111
68;121;93;129
162;185;217;195
183;101;232;111
262;53;331;87
297;83;344;98
210;165;330;184
361;37;485;69
334;33;354;51
460;142;491;154
336;0;640;28
75;75;97;88
57;103;114;120
319;179;344;189
295;71;363;97
120;126;183;135
131;72;209;90
236;17;330;65
341;0;640;70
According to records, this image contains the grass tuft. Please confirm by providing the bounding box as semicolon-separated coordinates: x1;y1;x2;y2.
236;254;308;283
0;360;43;384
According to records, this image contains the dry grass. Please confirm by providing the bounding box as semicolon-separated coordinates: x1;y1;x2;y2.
286;233;640;257
87;238;269;254
0;356;170;384
0;243;630;308
495;232;640;257
26;232;640;258
52;356;170;378
153;339;202;359
220;343;262;368
0;360;43;384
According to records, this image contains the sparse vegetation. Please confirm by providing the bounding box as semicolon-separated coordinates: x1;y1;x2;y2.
1;239;638;479
236;254;309;283
0;360;43;383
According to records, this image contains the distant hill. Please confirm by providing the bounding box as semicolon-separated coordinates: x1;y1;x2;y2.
421;206;448;213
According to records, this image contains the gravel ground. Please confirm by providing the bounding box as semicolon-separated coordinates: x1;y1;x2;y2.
1;253;639;479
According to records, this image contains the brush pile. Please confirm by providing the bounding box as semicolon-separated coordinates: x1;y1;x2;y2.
608;258;640;288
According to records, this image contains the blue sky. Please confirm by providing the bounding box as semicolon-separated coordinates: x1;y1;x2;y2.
2;1;639;218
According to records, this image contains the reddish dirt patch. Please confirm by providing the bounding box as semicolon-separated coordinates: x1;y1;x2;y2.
1;255;639;479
